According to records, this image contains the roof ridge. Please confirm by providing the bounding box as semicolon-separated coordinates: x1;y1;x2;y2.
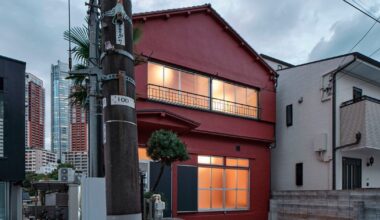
133;4;211;17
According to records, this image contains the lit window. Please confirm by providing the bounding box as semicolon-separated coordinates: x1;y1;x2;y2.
138;148;150;161
197;155;249;211
147;62;210;109
212;80;258;118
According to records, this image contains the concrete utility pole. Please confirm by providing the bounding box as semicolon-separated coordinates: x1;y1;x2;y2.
101;0;141;219
87;0;101;178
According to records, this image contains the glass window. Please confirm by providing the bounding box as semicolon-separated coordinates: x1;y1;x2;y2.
138;148;150;161
147;62;210;109
0;182;8;220
197;156;249;211
212;80;258;118
0;89;4;158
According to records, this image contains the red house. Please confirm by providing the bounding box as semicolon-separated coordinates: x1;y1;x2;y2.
133;4;276;220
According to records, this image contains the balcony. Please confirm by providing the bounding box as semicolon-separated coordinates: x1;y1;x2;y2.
147;84;259;119
340;96;380;151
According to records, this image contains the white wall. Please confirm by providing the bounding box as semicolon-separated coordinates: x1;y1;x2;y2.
272;56;354;191
335;72;380;189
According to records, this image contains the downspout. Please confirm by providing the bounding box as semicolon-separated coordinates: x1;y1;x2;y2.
332;56;357;190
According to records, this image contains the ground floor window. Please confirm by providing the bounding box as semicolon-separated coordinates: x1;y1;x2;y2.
197;156;249;211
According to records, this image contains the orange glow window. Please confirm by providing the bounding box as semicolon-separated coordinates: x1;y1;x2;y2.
198;155;250;211
138;148;150;161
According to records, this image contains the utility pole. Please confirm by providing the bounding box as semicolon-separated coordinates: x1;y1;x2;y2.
101;0;141;219
87;0;101;178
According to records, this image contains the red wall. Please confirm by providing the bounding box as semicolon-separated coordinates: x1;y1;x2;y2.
133;9;275;220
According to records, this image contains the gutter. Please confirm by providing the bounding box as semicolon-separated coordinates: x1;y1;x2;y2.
332;56;357;190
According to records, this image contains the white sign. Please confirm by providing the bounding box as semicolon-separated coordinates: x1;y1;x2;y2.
115;23;125;46
102;97;107;108
110;95;135;108
103;123;106;144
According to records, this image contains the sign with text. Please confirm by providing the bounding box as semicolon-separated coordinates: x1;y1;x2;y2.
115;23;125;46
110;95;135;109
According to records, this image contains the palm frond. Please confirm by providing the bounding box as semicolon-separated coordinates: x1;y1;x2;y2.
64;25;89;64
68;86;88;107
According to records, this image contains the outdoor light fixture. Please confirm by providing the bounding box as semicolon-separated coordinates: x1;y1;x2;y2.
367;156;374;167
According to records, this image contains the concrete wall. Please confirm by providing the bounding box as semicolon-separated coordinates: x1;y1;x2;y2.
269;190;380;220
272;56;354;191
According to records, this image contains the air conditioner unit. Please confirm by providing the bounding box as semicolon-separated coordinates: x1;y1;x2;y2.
58;168;75;182
313;133;328;152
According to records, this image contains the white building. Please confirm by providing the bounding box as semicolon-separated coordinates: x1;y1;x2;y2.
272;52;380;190
25;148;57;173
63;151;88;176
36;163;58;175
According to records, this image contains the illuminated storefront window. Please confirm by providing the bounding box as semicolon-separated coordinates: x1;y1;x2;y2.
197;155;249;211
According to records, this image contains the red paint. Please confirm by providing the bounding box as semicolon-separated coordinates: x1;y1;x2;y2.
133;5;275;220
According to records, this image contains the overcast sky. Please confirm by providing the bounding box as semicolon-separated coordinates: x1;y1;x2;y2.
1;0;380;149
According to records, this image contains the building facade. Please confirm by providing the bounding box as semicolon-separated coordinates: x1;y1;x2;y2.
272;53;380;191
25;148;57;173
51;61;70;161
131;5;276;220
70;87;88;152
25;72;45;149
63;151;88;176
0;55;25;220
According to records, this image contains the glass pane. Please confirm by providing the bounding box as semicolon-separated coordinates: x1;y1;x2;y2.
148;63;164;86
225;190;236;209
237;190;248;208
198;155;210;164
211;156;223;165
198;167;211;188
237;159;249;167
224;83;235;102
211;190;223;209
195;75;209;96
235;86;247;104
247;89;258;107
237;170;249;189
198;190;211;209
0;182;6;219
180;71;194;93
212;80;224;99
138;148;150;161
164;67;179;90
225;169;237;189
211;168;223;188
226;158;238;167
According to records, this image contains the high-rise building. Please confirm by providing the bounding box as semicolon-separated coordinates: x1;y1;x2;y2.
51;61;70;161
25;73;45;149
70;87;88;152
63;151;88;176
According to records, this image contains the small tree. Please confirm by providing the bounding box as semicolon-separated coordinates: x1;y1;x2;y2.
147;130;189;192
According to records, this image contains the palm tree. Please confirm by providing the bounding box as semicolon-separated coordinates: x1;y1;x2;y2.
64;24;144;107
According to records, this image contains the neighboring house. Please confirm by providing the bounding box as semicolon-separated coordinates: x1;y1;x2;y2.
0;55;25;220
261;54;294;71
272;52;380;191
133;4;276;219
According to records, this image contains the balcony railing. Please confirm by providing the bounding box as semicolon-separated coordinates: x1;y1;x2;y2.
340;95;380;108
147;84;259;119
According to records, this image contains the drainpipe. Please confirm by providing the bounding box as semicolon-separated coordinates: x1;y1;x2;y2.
332;56;357;190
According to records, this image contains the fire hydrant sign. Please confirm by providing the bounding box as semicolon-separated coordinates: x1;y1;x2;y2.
110;95;135;108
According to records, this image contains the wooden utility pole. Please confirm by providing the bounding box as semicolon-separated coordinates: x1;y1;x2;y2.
101;0;141;219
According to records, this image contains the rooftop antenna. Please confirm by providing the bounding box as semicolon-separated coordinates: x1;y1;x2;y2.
68;0;72;71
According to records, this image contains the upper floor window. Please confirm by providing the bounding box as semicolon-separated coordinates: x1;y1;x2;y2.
147;62;259;119
0;78;4;158
212;80;258;118
148;63;210;109
353;87;362;101
286;104;293;127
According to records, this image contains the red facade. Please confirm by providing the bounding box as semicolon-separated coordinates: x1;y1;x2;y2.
70;87;88;152
28;81;44;149
133;5;275;220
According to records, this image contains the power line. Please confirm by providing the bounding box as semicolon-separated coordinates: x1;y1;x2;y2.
343;0;380;24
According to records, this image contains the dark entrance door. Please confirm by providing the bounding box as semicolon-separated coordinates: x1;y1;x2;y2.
342;157;362;189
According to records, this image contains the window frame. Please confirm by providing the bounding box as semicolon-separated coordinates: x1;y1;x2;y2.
147;62;260;119
197;156;250;212
353;87;362;101
286;104;293;127
296;163;303;186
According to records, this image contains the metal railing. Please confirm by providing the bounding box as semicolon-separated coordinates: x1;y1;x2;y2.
340;95;380;108
147;84;259;119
